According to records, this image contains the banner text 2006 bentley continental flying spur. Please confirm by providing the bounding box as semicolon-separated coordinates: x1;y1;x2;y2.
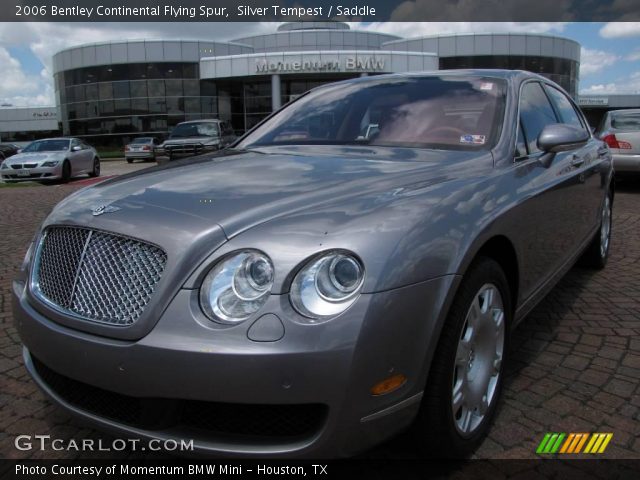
13;70;613;458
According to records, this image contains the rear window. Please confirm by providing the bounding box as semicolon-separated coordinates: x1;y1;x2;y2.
239;76;507;151
131;137;153;144
611;114;640;131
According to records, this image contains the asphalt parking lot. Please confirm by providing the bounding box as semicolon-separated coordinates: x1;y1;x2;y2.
0;165;638;459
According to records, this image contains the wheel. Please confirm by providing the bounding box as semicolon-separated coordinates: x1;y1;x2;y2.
415;257;510;457
580;193;612;269
126;157;133;164
61;160;71;183
89;157;100;177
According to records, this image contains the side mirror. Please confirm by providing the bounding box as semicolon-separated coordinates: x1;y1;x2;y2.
537;123;589;153
72;145;82;152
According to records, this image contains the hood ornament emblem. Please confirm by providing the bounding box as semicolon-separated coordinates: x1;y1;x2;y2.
92;204;121;216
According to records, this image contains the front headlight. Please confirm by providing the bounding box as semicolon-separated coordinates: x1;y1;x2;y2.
290;251;365;321
200;250;274;324
1;162;8;169
42;161;60;167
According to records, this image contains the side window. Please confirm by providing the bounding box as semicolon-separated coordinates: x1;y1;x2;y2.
545;86;586;130
519;82;558;154
515;122;528;158
70;139;79;150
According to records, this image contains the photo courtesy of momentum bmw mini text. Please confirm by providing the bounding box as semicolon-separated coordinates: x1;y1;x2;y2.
1;0;639;479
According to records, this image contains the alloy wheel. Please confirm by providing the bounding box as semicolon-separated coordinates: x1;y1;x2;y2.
452;283;505;436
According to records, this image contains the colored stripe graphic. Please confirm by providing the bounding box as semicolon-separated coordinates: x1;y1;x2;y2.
538;433;613;454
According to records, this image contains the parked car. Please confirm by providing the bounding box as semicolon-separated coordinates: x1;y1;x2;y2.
0;143;20;161
159;119;236;160
14;70;613;458
1;137;100;183
596;109;640;175
124;137;161;163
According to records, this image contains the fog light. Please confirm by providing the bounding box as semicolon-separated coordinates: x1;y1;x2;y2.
370;374;407;396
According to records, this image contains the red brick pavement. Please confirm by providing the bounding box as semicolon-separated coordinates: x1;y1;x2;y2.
1;182;639;460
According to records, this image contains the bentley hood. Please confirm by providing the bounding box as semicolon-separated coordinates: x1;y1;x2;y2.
48;146;484;240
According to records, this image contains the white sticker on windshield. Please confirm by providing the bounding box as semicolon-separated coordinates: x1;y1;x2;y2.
480;82;494;91
460;134;486;145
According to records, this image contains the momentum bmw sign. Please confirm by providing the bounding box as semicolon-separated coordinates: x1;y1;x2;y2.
256;57;386;73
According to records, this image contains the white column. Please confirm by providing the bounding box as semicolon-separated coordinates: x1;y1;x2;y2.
271;74;282;111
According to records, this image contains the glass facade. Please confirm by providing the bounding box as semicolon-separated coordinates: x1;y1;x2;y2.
200;74;359;134
439;55;579;98
56;62;207;147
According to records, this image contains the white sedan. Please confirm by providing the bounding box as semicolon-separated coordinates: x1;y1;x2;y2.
0;137;100;183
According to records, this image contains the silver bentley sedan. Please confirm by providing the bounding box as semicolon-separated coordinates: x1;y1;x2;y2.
0;137;100;183
13;70;613;458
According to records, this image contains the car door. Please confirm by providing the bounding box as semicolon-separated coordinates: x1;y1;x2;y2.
81;140;94;170
544;84;604;243
68;139;82;174
513;81;586;301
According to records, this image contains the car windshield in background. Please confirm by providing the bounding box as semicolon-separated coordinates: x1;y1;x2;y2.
239;76;507;151
170;123;219;138
131;137;153;144
22;140;70;152
611;114;640;131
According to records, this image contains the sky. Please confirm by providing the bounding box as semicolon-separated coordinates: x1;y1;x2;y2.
0;21;639;107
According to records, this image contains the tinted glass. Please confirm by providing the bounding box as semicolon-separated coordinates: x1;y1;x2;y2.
131;137;153;144
545;86;584;129
611;113;640;131
23;139;70;152
519;82;558;154
240;76;507;150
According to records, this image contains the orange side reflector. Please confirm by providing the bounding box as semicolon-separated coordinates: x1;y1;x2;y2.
370;374;407;396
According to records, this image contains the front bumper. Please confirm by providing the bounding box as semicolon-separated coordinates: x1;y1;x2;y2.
612;153;640;173
13;274;456;457
1;165;62;181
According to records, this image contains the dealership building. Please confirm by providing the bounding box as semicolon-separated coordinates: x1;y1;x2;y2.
1;22;638;146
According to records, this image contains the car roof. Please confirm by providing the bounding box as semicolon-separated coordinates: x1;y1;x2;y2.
309;68;547;92
31;137;73;141
176;119;221;124
607;109;640;115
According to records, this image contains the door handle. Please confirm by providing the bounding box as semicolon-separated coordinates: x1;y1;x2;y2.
570;155;585;167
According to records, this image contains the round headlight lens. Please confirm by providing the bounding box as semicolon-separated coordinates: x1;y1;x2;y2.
291;251;365;321
200;251;274;324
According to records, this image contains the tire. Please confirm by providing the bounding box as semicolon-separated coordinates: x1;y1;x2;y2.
580;193;612;269
414;257;511;458
126;157;133;164
89;157;100;177
61;160;71;183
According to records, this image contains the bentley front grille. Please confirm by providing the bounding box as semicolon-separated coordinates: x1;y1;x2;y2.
32;226;167;326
